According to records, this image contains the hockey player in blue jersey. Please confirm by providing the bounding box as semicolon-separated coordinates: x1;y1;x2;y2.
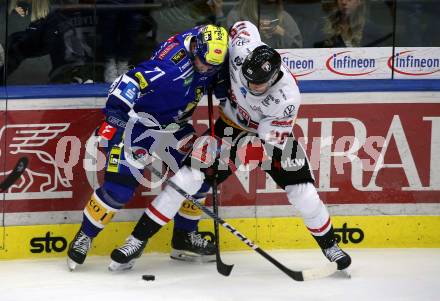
109;21;351;274
67;24;229;271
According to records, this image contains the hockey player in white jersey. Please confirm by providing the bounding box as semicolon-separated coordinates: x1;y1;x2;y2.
109;21;351;272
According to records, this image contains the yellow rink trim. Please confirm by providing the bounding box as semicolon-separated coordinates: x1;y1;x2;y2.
0;215;439;260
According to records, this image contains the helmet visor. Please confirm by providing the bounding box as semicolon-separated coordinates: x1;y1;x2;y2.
239;69;270;96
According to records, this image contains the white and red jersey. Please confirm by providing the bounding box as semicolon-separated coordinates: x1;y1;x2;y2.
220;21;301;149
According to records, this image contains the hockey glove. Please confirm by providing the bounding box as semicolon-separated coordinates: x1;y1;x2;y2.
97;110;127;152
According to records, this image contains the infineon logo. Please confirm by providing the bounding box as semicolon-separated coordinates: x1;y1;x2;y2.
388;51;440;76
280;52;315;77
326;51;377;76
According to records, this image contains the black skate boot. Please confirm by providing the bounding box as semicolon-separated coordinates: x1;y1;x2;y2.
313;227;351;271
67;230;93;271
108;235;147;271
170;228;216;263
322;242;352;270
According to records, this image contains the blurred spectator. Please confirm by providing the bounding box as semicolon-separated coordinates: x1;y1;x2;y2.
151;0;224;44
4;0;97;84
314;0;392;47
206;0;224;25
126;1;158;67
98;0;145;83
1;0;51;84
1;0;50;83
8;0;50;32
226;0;303;48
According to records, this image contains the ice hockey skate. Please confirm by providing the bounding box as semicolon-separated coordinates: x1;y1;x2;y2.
322;242;352;277
170;228;216;263
67;230;93;271
108;235;147;271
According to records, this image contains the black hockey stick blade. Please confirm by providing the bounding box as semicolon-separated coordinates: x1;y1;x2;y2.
0;157;28;192
216;249;234;276
211;176;234;276
207;85;234;276
212;183;234;276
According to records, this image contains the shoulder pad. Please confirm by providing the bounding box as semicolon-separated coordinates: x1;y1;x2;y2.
154;40;192;65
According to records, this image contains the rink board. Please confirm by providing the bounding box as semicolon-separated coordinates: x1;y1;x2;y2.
1;91;440;215
1;81;440;259
1;215;439;260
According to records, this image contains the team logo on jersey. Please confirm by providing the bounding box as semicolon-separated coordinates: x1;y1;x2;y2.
262;94;280;107
283;105;295;117
262;61;272;72
121;82;138;102
171;49;187;65
262;97;270;107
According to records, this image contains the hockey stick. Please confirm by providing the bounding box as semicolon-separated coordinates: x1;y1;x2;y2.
207;86;234;276
0;157;28;192
146;164;337;281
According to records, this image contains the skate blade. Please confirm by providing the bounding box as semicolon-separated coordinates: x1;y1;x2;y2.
67;257;79;271
108;260;135;272
170;249;215;263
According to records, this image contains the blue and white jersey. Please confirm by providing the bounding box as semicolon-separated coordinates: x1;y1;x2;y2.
104;26;215;127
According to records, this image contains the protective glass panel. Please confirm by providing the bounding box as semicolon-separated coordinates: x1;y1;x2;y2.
94;0;157;83
395;0;440;47
282;0;394;49
5;0;98;84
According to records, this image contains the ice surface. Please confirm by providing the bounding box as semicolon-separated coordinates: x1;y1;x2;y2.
0;249;439;301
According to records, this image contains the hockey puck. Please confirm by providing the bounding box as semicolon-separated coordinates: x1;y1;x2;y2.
142;274;155;281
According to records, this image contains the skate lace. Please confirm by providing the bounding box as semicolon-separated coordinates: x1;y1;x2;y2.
324;244;345;262
118;236;144;256
73;232;91;255
188;232;208;248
